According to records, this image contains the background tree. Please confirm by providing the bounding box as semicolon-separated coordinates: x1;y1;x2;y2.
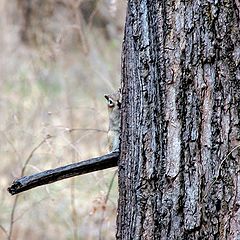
1;1;126;239
118;1;240;239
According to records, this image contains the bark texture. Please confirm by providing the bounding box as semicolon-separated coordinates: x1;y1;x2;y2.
117;0;240;239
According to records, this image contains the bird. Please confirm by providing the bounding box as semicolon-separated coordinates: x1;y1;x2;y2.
104;90;121;152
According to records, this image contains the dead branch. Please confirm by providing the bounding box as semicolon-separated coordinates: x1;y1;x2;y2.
8;151;119;195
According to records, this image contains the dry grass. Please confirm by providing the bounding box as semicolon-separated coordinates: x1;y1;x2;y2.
0;0;125;239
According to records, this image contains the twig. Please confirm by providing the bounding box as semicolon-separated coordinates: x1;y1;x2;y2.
99;170;117;239
8;152;119;195
8;136;50;240
0;131;21;162
67;128;107;133
0;225;8;236
21;135;52;177
203;145;240;199
104;170;118;205
13;196;50;223
8;196;19;240
88;0;100;30
64;77;78;240
215;145;240;178
69;0;88;54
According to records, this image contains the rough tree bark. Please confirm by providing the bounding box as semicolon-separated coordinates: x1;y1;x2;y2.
117;0;240;239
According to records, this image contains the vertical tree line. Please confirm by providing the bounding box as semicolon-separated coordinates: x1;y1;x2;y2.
118;1;240;239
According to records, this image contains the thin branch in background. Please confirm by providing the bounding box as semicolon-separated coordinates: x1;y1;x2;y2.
203;145;240;199
88;0;100;30
215;145;240;179
66;128;107;133
62;127;107;153
69;0;88;54
104;170;118;205
8;136;51;240
64;77;79;240
0;131;21;162
13;196;50;223
0;225;8;237
55;0;88;53
8;196;19;240
47;106;104;115
20;135;52;177
99;170;118;240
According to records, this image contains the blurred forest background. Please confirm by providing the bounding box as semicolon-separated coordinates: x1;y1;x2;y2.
0;0;126;239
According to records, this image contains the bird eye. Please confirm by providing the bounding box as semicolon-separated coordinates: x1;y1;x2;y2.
108;99;114;107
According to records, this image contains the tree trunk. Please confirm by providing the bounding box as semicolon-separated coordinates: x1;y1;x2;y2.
117;1;240;239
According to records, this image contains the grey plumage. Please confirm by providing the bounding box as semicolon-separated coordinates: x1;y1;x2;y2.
104;90;121;152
